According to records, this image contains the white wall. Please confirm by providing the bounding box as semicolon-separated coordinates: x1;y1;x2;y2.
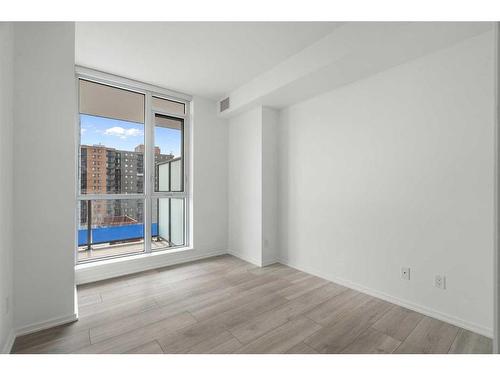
228;107;263;265
227;106;279;266
278;31;495;335
0;22;15;353
262;107;279;265
191;96;228;254
13;23;77;333
495;24;500;355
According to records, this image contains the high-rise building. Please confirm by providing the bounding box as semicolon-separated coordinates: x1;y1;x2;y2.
79;144;174;235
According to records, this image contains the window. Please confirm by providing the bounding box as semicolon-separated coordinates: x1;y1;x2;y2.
77;73;190;263
154;114;183;192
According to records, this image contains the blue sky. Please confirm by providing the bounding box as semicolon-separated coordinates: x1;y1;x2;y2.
80;114;181;157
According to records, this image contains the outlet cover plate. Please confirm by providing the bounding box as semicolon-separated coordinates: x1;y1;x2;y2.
401;267;410;280
435;275;446;289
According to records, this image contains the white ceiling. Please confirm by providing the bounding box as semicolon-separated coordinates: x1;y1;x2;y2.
221;22;493;116
75;22;340;99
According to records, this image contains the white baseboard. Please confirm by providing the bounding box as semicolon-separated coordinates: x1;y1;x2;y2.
262;258;278;267
15;313;78;338
225;249;277;267
278;257;493;338
76;248;228;285
226;249;263;267
1;330;16;354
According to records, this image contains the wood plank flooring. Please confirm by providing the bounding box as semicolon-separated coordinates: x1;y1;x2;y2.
11;255;492;354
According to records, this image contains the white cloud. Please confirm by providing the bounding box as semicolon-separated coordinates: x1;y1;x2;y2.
104;126;142;139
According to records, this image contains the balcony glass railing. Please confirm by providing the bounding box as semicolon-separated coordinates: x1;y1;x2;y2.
78;199;145;261
78;197;185;262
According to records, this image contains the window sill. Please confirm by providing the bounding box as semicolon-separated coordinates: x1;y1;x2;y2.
75;246;220;285
76;246;194;270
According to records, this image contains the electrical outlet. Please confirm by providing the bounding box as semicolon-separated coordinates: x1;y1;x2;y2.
401;267;410;280
435;275;446;289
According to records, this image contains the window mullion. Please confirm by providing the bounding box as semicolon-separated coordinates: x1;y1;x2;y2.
144;93;153;254
77;193;145;200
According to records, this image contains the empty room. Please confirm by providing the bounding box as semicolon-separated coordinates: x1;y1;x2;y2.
1;3;500;368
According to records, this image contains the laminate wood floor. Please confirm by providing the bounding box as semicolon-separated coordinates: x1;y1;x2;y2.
11;255;492;354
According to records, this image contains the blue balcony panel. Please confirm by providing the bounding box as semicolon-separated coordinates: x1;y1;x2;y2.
79;223;158;246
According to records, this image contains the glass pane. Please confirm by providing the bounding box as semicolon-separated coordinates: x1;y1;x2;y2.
170;198;184;246
78;199;145;261
154;114;183;192
79;80;145;195
170;159;181;191
158;163;169;191
151;198;185;250
152;96;185;116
